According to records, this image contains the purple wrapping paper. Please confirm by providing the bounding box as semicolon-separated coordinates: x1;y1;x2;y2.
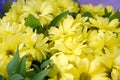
78;0;120;11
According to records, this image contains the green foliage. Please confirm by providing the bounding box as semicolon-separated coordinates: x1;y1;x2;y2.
0;14;3;18
2;0;12;13
109;11;120;21
26;59;53;80
6;46;26;80
9;74;24;80
7;46;20;76
0;0;12;18
69;12;78;19
0;75;6;80
82;12;93;18
26;71;37;78
48;10;70;29
6;46;53;80
17;55;26;76
102;7;112;18
25;14;44;34
31;68;51;80
5;47;52;80
40;59;51;70
82;12;93;22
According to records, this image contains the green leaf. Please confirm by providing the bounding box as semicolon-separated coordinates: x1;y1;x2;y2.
30;60;41;73
109;11;120;21
0;14;3;18
0;75;6;80
40;59;51;70
32;64;40;72
26;71;37;78
48;10;69;29
25;14;41;28
102;7;112;18
7;46;20;76
31;67;52;80
25;14;44;34
2;0;12;13
9;74;24;80
82;12;93;18
69;12;78;19
17;55;26;76
73;0;78;2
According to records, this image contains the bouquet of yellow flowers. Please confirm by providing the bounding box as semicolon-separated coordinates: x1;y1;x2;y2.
0;0;120;80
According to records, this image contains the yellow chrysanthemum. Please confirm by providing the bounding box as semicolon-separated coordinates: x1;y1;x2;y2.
0;56;10;78
50;53;80;80
87;30;104;50
0;33;27;77
0;33;20;77
77;57;110;80
2;0;25;23
0;34;21;57
0;27;48;77
49;15;78;40
20;27;48;62
99;53;120;80
0;20;26;34
81;4;104;17
52;37;89;56
50;53;109;80
21;0;55;25
48;15;90;56
49;14;89;40
104;31;120;48
87;29;120;55
89;17;119;30
56;0;79;12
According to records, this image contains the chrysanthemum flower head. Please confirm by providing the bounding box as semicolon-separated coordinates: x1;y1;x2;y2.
57;0;79;12
89;17;119;30
99;53;120;80
50;52;110;80
0;56;10;78
2;0;25;23
81;4;104;17
49;14;89;41
48;14;90;56
19;27;48;62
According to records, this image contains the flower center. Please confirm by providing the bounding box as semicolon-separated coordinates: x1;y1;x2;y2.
80;72;91;80
36;11;41;15
106;68;112;79
6;50;14;56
